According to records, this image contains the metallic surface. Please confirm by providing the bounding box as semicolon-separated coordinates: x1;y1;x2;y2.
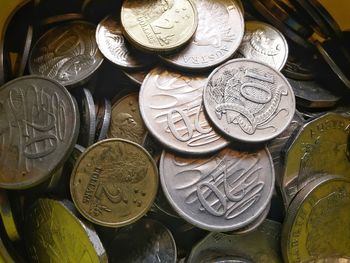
95;98;111;142
77;88;96;147
0;190;20;242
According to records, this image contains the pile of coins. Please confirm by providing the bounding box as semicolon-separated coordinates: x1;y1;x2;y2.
0;0;349;262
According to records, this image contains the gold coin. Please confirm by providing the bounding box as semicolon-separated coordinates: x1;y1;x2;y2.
121;0;198;53
70;138;158;227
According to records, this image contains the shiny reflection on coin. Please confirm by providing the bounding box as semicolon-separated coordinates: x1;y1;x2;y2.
29;21;104;87
140;68;229;154
203;59;295;143
108;92;146;145
0;76;79;189
160;146;274;231
161;0;244;70
24;198;107;262
236;21;288;71
121;0;198;53
282;176;350;263
108;219;177;263
95;98;111;142
70;139;158;227
205;257;253;263
14;23;33;77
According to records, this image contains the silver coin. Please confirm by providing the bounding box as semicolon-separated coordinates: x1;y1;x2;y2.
236;21;288;71
122;69;149;86
140;68;229;155
29;21;104;87
95;98;111;142
205;257;253;263
160;146;274;232
161;0;244;70
203;59;295;143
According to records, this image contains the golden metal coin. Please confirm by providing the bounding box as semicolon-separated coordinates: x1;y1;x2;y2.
0;190;20;242
121;0;198;53
70;138;158;227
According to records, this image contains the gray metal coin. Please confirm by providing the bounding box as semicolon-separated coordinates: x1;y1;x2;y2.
203;58;295;143
160;146;275;232
161;0;244;71
29;21;104;87
95;98;111;142
14;24;33;77
282;55;315;81
122;69;149;86
236;21;288;71
0;76;79;189
140;68;229;155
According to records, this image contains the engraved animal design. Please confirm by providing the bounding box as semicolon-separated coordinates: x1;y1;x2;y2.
109;112;144;143
104;23;131;63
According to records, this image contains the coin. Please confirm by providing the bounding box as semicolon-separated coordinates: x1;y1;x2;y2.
95;98;111;142
14;24;33;77
0;190;20;242
203;59;295;143
236;21;288;71
70;138;158;227
160;146;274;231
140;68;229;154
142;132;163;164
282;54;315;81
108;92;146;145
122;69;149;86
121;0;198;53
281;176;350;263
161;0;244;70
204;257;253;263
0;76;79;189
24;198;107;262
39;13;85;27
29;21;104;87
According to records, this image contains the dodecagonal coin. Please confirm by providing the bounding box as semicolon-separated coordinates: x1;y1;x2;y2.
0;76;79;189
203;58;295;143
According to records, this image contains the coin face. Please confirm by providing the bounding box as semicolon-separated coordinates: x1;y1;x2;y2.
24;198;107;263
161;0;244;70
121;0;198;53
29;21;104;87
140;68;229;154
203;59;295;143
160;146;274;231
108;92;146;145
0;76;79;189
236;21;288;71
70;139;158;227
282;176;350;263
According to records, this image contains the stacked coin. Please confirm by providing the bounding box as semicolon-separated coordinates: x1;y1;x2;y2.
0;0;349;262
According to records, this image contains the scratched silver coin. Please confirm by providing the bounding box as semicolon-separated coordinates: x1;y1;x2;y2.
29;21;104;87
160;146;275;232
203;59;295;143
236;21;288;71
161;0;244;70
139;68;229;155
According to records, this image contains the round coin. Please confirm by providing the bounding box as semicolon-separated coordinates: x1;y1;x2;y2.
0;76;79;189
121;0;198;53
161;0;244;70
122;69;149;86
95;98;111;142
29;21;104;87
203;59;295;143
70;138;158;227
140;68;229;155
160;146;274;231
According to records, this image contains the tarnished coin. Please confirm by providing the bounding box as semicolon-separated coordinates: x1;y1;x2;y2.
282;176;350;263
187;220;283;263
107;219;177;263
281;113;350;209
161;0;244;70
203;59;295;143
95;98;111;142
24;198;107;262
96;15;154;69
29;21;104;87
108;92;146;145
236;21;288;71
160;146;274;231
140;68;229;154
0;76;79;189
121;0;198;53
70;139;158;227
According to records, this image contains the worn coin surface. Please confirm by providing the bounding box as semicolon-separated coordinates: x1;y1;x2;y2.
29;21;104;87
0;76;79;189
161;0;244;70
108;92;146;145
160;146;274;231
70;138;158;227
140;68;229;154
24;198;107;263
236;21;288;71
121;0;198;53
282;176;350;263
203;59;295;143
